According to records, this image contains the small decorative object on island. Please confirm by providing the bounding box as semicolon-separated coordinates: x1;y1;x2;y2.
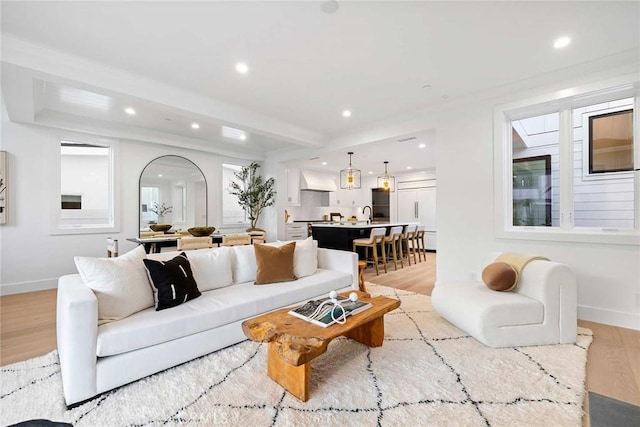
187;226;216;237
228;162;276;231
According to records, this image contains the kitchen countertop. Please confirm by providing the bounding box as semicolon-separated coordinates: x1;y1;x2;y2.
311;221;405;228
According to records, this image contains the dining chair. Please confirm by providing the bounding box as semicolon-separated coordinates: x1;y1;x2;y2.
177;236;213;251
222;233;252;246
383;226;404;271
352;227;387;275
106;238;118;258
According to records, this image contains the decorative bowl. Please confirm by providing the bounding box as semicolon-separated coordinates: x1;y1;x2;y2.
188;226;216;237
149;224;172;233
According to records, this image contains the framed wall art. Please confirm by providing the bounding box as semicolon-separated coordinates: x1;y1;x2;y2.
0;151;6;224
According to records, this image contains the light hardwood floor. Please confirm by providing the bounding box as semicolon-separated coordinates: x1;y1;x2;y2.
1;252;638;416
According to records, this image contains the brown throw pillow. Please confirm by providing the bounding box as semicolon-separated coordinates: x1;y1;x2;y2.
254;241;297;285
481;262;519;291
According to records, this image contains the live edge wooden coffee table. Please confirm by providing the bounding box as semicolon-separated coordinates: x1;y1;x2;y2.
241;291;400;401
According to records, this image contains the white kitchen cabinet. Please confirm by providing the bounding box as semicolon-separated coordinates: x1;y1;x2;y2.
286;168;301;206
285;223;307;240
330;188;363;208
397;186;437;250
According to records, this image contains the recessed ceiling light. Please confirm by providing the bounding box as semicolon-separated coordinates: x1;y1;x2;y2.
342;110;352;118
235;62;249;74
406;166;412;170
124;107;136;115
158;174;163;177
553;36;571;49
418;143;426;148
368;171;373;174
321;1;339;14
322;161;327;166
191;122;200;129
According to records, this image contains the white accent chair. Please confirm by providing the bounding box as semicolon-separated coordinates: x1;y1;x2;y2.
431;253;577;348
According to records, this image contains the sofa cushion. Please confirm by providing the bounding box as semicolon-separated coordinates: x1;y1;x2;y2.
186;247;233;291
231;245;257;283
254;241;297;284
482;262;518;291
143;253;201;310
74;245;154;325
96;268;353;357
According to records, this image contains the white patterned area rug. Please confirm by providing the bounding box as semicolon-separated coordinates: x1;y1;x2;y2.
1;284;593;427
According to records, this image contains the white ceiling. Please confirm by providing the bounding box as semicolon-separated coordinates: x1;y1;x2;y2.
2;1;639;174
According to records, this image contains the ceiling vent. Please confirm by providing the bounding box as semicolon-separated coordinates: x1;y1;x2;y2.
397;136;417;143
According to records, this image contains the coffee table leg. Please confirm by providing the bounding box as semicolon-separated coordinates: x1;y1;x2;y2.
267;342;310;402
344;316;385;347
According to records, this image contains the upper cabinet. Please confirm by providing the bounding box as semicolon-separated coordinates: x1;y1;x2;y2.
286;168;301;206
330;188;363;207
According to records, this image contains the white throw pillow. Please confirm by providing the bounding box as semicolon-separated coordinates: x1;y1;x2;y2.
231;244;257;283
187;247;233;291
272;237;318;278
74;245;154;325
292;237;318;278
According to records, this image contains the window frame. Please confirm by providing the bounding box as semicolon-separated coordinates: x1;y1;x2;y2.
49;133;120;235
583;105;634;177
493;75;639;245
220;160;250;227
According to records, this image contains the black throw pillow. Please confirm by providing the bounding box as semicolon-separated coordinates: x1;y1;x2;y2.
143;252;201;311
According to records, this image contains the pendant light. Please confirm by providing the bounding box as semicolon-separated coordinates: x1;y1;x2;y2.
377;161;395;192
340;152;361;190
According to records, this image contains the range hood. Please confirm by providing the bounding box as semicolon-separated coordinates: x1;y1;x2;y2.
300;170;337;192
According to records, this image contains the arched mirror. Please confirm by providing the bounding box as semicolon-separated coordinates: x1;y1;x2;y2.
139;155;207;236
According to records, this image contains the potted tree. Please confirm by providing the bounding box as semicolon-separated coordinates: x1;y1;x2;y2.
228;162;276;231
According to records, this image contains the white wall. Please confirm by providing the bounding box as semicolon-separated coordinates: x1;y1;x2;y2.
0;98;236;294
436;90;640;330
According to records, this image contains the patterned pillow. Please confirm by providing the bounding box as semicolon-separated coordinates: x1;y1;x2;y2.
143;252;201;310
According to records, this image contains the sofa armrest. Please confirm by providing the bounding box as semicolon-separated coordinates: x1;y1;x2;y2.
317;248;359;289
515;260;577;343
57;274;98;406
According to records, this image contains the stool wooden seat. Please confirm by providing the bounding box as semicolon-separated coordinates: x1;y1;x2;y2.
357;260;367;292
352;227;387;275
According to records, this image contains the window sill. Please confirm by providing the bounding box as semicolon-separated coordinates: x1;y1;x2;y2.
496;227;639;246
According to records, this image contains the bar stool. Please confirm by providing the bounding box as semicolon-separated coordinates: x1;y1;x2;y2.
352;227;387;275
383;226;404;271
400;224;418;266
414;225;426;262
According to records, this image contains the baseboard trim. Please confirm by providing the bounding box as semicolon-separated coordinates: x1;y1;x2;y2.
578;304;640;331
0;278;58;295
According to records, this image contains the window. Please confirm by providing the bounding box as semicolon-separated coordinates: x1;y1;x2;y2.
222;162;247;225
494;77;638;245
50;136;119;234
589;109;633;174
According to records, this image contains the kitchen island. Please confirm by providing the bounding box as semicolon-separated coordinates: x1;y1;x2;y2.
310;222;411;251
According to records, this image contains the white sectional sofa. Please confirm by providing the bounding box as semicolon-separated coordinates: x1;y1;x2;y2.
431;252;577;348
57;241;357;407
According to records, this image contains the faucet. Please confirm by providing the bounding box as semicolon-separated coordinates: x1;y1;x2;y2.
362;205;372;224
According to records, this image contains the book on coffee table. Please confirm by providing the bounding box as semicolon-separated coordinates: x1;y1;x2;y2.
289;295;372;328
